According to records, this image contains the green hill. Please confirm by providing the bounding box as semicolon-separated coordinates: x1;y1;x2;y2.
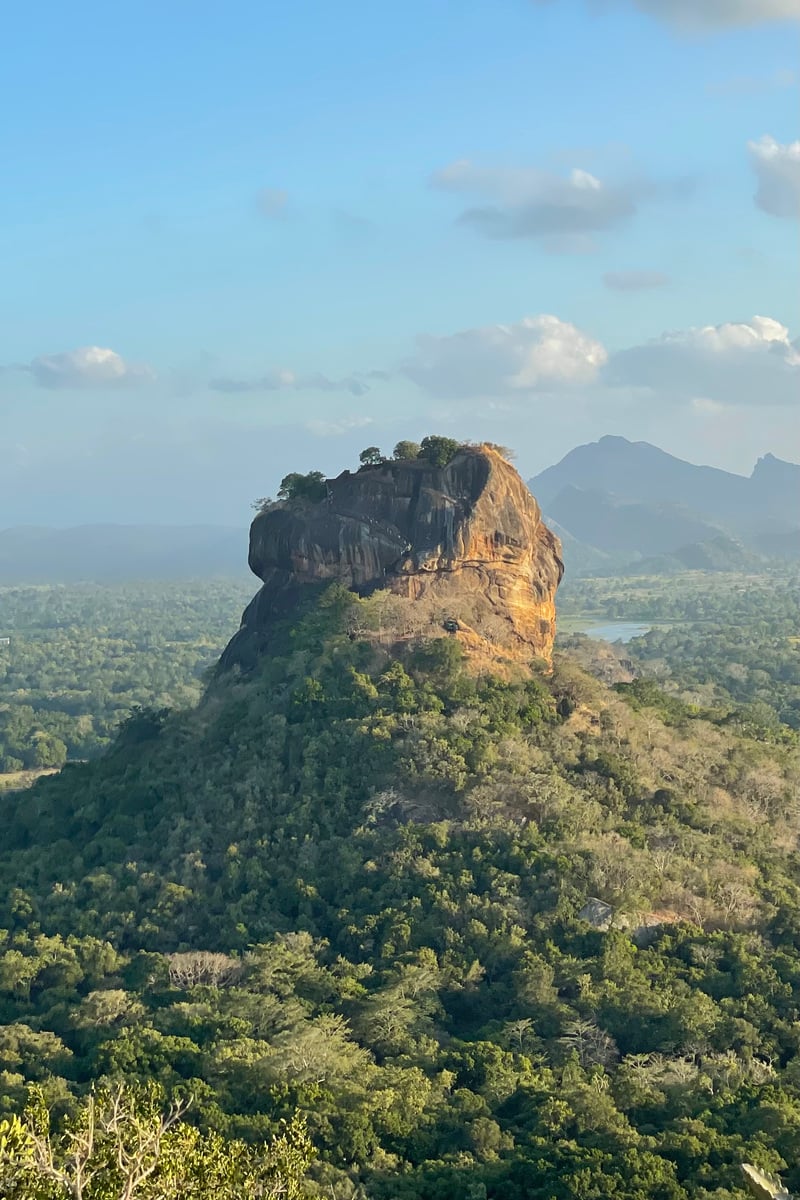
1;585;799;1198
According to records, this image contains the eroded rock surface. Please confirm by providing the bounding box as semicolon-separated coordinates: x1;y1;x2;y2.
223;445;563;668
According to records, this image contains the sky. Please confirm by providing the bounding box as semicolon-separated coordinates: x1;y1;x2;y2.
1;0;798;526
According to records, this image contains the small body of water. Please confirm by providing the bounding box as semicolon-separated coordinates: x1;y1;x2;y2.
583;621;652;644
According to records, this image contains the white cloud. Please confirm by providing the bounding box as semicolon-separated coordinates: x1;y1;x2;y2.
748;136;800;219
211;369;370;397
432;159;640;246
603;270;670;291
402;315;608;399
605;316;800;405
30;346;153;389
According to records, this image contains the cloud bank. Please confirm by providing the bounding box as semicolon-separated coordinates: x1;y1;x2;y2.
604;315;800;405
399;313;798;408
208;313;798;412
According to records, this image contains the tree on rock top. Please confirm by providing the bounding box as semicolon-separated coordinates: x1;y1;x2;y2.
358;446;385;467
277;471;327;503
419;436;462;468
392;440;421;461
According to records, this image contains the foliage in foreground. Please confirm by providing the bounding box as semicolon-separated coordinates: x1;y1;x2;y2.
0;1084;311;1199
0;582;799;1197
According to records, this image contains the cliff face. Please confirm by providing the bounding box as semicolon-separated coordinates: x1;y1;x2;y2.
223;446;563;668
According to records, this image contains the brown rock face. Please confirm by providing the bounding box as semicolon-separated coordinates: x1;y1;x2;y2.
222;445;563;668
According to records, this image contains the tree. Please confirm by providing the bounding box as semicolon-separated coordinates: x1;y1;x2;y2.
30;733;67;770
358;447;385;467
392;441;421;461
276;472;327;503
0;1085;312;1200
166;951;242;989
419;436;461;468
559;1019;619;1069
251;497;275;514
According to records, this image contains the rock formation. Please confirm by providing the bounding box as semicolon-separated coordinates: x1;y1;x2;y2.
222;444;563;669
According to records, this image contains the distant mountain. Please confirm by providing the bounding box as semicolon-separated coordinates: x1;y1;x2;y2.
529;437;800;573
635;535;765;576
532;436;800;531
0;525;250;584
540;518;636;577
531;436;750;517
748;453;800;531
546;486;727;557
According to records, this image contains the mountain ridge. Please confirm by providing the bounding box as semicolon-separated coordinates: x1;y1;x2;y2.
530;436;800;569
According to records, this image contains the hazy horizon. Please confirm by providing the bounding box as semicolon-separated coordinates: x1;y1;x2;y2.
1;1;797;526
1;432;798;531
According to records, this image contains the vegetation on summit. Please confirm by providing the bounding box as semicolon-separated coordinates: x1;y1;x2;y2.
263;437;470;511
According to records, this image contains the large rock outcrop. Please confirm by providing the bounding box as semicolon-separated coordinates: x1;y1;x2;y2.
222;445;563;669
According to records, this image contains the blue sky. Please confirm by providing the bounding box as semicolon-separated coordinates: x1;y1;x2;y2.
1;0;798;525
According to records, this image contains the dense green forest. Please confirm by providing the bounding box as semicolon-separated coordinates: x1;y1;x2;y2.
557;569;800;736
0;581;253;773
1;576;799;1197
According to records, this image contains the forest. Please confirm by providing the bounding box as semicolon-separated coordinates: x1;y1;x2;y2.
0;572;799;1197
0;581;252;775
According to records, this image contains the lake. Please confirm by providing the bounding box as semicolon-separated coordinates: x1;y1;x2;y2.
583;621;652;644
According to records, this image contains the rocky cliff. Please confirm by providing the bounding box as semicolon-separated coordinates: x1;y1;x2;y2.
222;445;563;669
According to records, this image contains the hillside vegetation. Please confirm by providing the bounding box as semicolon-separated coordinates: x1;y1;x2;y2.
558;570;800;734
0;582;799;1197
